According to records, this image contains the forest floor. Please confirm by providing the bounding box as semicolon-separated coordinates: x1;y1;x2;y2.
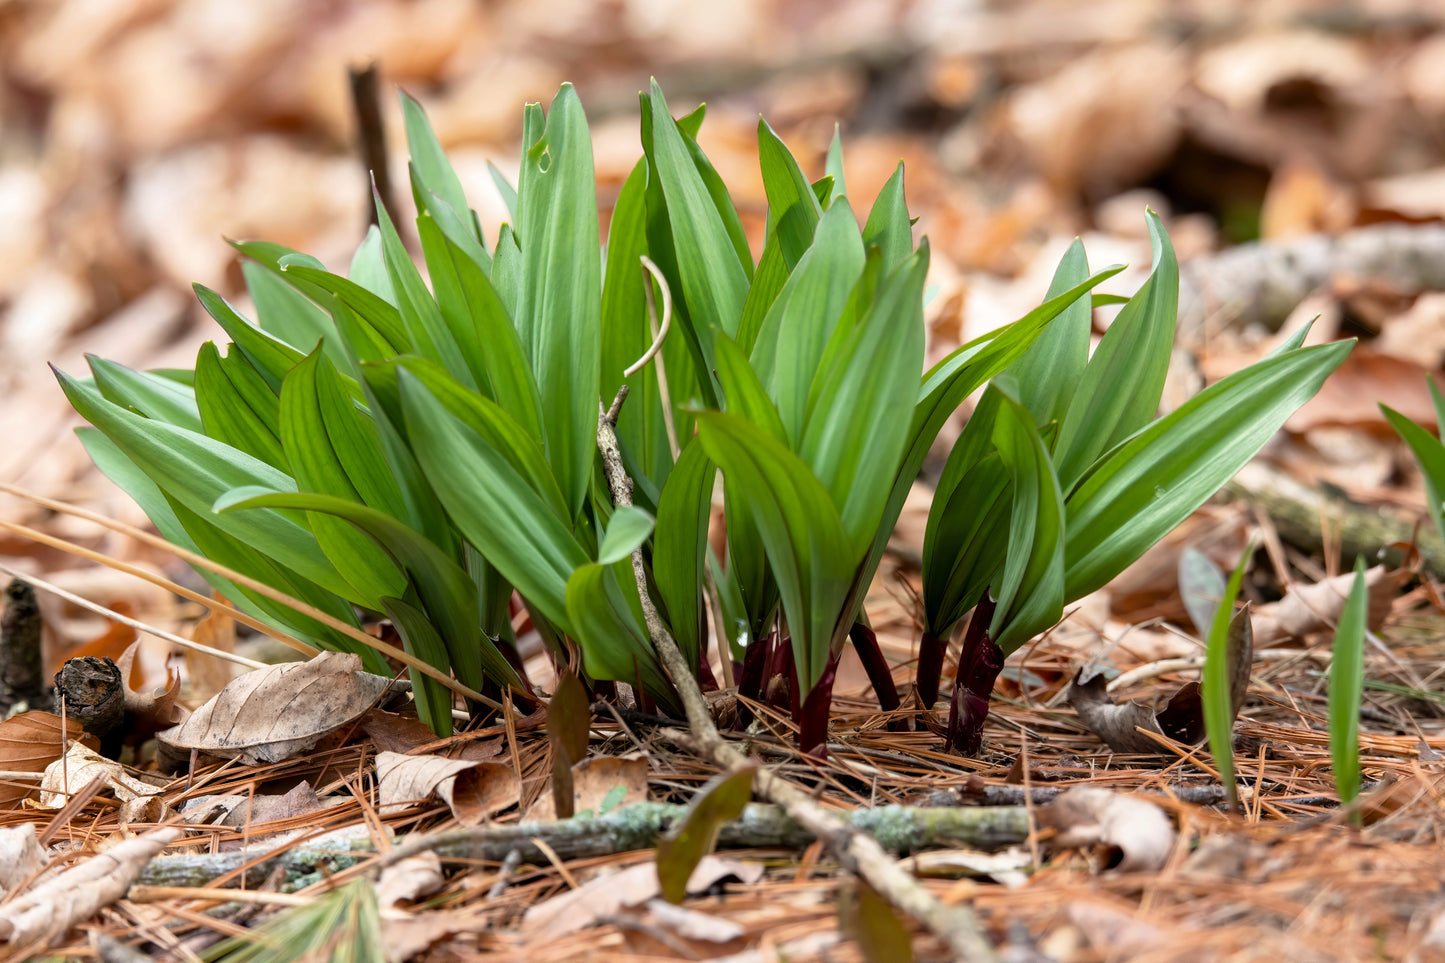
3;1;1445;960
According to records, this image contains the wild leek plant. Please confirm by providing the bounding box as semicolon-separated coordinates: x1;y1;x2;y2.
1382;377;1445;548
918;224;1353;754
59;80;1352;754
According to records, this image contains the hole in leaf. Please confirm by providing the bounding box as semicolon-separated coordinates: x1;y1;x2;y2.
538;148;552;173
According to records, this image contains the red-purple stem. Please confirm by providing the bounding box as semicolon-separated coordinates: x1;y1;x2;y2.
946;598;1002;756
798;653;840;759
916;630;948;709
849;622;905;730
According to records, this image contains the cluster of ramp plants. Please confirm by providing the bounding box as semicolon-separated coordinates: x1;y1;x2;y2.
59;80;1352;754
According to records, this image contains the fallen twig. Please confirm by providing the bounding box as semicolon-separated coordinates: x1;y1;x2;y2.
595;392;1002;962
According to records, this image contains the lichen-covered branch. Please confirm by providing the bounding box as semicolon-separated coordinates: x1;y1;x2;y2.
138;801;1030;889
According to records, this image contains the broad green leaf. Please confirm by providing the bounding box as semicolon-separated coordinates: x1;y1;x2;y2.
515;83;602;519
417;212;545;439
750;199;867;444
645;80;749;384
862;163;910;268
707;548;751;660
216;488;520;691
565;561;674;700
275;265;410;354
242;261;346;369
347;226;398;303
1054;211;1178;489
798;241;926;552
88;356;202;432
381;596;453;736
758;117;822;268
413;175;492;275
78;428;367;660
734;237;789;357
194;284;306;392
843;880;914;963
373;190;474;389
598;505;655;565
695;411;853;693
400;90;478;248
824;125;847;205
58;367;362;604
655;766;755;903
683;113;753;281
400;370;588;633
1329;556;1368;814
1009;238;1091;429
195;342;287;469
714;334;787;444
372;356;568;524
601;159;673;490
653;442;714;675
1203;544;1252;810
488;161;518;223
279;348;408;604
921;388;1010;636
1065;340;1353;600
1382;401;1445;547
988;386;1066;654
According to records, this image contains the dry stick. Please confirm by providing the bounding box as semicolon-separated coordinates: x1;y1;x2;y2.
348;62;394;227
0;484;512;714
0;561;265;671
595;394;999;962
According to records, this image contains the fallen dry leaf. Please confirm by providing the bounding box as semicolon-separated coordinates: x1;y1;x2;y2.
0;712;98;807
1286;348;1436;432
376;751;519;826
1040;787;1175;872
519;856;764;943
524;754;650;822
1253;565;1398;646
158;651;394;765
115;639;186;734
0;824;43;895
184;604;237;704
376;851;444;912
0;826;182;945
39;742;162;809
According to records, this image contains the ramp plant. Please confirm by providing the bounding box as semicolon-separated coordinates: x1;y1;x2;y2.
59;79;1352;754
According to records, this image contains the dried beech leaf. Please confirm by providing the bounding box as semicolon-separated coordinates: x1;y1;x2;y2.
184;604;237;703
546;669;591;819
1253;566;1398;645
117;794;171;828
1070;606;1252;752
39;742;161;808
1067;672;1171;753
524;755;648;822
0;824;43;896
520;857;764;942
1040;787;1175;872
158;652;393;765
362;709;439;754
0;712;98;807
376;852;444;911
115;640;186;733
377;751;519;825
656;766;755;904
0;827;183;945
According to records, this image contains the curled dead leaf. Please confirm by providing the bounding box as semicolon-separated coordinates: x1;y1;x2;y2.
0;826;182;945
1253;566;1398;645
39;741;162;809
115;640;186;734
1040;787;1175;872
158;651;395;765
0;824;43;895
377;751;520;826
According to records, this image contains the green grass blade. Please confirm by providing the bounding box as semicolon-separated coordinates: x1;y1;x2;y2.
1203;542;1252;810
1330;557;1368;816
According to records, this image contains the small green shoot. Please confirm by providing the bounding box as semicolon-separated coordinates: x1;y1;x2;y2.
1330;557;1369;822
1202;539;1254;811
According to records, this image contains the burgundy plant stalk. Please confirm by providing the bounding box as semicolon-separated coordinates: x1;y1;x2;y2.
849;621;905;730
946;596;1002;756
798;653;840;759
915;630;948;709
734;629;772;729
